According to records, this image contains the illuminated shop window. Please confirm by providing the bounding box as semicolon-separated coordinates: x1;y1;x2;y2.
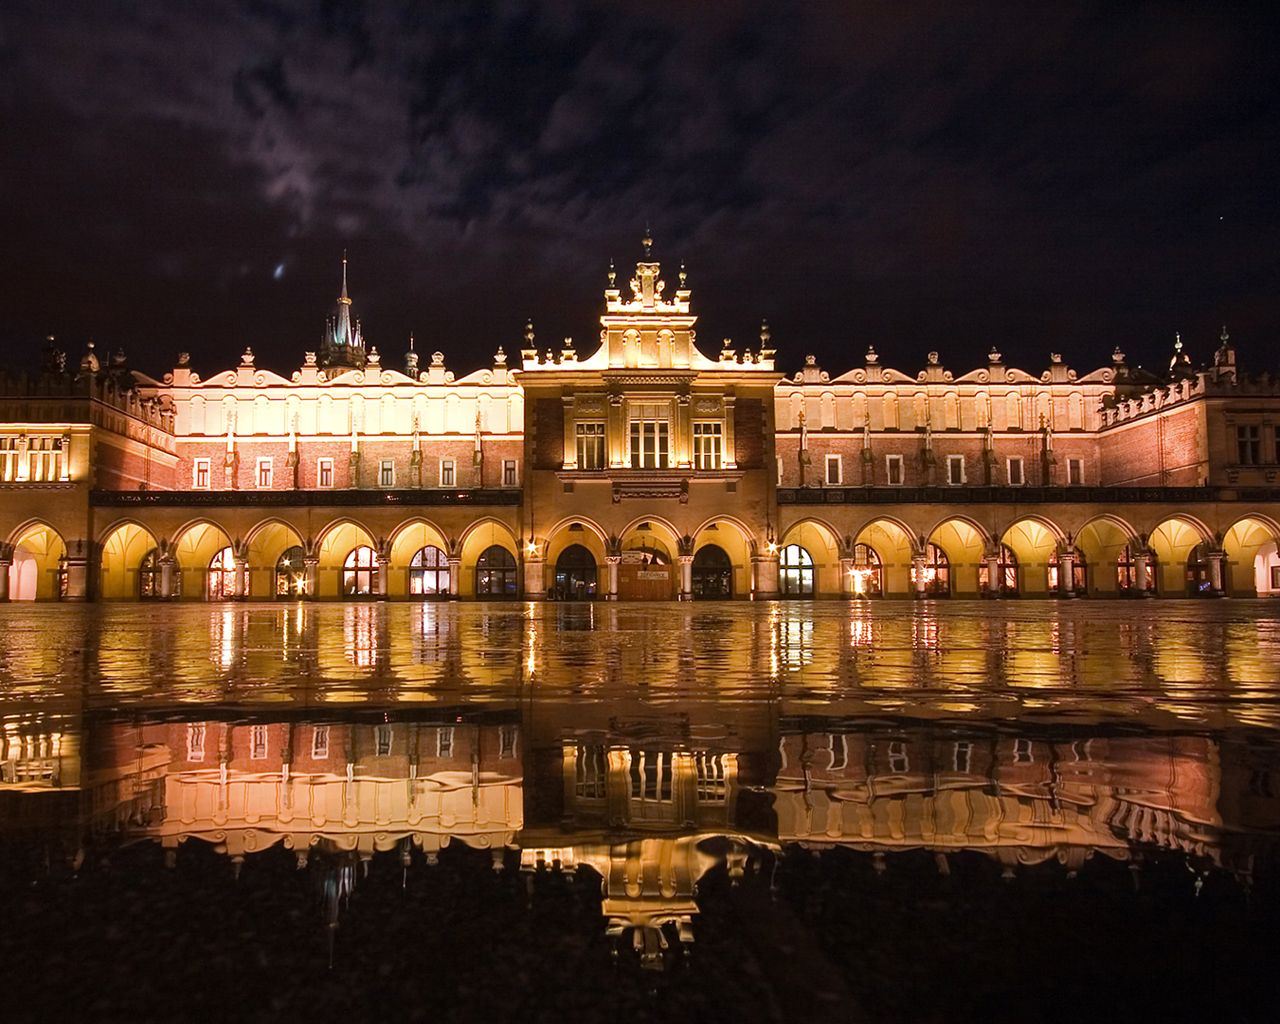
912;543;950;596
475;545;517;598
1047;547;1088;594
851;543;883;596
409;545;450;597
207;546;236;600
779;544;814;596
276;546;306;597
979;544;1019;595
342;545;377;596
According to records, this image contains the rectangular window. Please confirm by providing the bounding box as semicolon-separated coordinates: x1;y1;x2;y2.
375;725;393;757
440;459;456;487
502;459;518;486
885;454;904;486
888;740;909;774
379;459;395;487
317;457;334;488
629;420;670;469
1272;565;1280;590
1007;457;1024;486
193;457;211;489
1013;738;1033;764
1067;458;1084;485
947;454;966;485
187;724;206;762
256;457;273;489
1237;424;1262;465
250;725;269;760
437;726;454;758
499;724;517;758
953;740;972;774
311;725;330;759
575;422;606;470
693;422;723;470
825;454;842;485
0;437;17;482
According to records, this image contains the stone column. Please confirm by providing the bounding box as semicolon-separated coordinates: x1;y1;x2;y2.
1058;550;1076;598
752;552;780;599
159;554;176;600
912;554;928;599
839;556;856;597
447;556;462;598
303;556;319;600
984;554;1001;597
62;544;90;601
1134;551;1152;597
374;549;389;599
0;555;10;602
1208;550;1226;596
606;556;620;601
523;557;545;600
233;553;249;600
678;555;693;601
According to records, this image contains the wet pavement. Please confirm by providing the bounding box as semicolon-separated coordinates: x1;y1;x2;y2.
2;600;1278;1022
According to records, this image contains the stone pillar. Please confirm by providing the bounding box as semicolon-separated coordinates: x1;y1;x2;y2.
62;545;90;601
374;549;389;599
1058;550;1076;598
1208;550;1226;596
984;554;1001;597
523;557;545;600
606;556;620;601
159;554;176;600
233;554;249;599
0;556;10;602
912;554;928;599
1134;551;1153;597
447;556;462;598
752;552;780;599
678;555;693;601
839;556;856;597
303;556;319;600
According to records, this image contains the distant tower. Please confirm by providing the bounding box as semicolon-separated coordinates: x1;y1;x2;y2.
320;253;367;370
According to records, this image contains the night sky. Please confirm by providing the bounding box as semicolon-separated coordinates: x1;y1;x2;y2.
1;1;1277;380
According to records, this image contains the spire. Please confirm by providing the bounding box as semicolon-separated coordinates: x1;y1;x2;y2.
340;249;350;303
642;225;653;259
321;251;365;370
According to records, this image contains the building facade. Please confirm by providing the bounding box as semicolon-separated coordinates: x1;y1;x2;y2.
4;239;1280;601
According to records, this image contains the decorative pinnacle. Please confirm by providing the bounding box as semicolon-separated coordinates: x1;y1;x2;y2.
523;319;535;346
1174;332;1183;353
408;332;415;351
339;250;351;304
1221;325;1230;343
607;260;616;288
679;261;687;288
642;226;653;258
759;318;771;346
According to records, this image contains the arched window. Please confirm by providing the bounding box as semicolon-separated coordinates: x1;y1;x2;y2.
779;544;814;597
275;546;306;597
139;548;163;599
1186;542;1213;596
475;545;517;598
1047;547;1088;594
1116;544;1154;593
692;544;733;599
851;543;882;596
980;544;1019;595
554;544;597;600
343;545;377;596
913;543;950;596
410;545;450;597
207;546;236;600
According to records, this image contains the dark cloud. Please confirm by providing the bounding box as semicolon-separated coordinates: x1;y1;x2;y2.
0;0;1277;379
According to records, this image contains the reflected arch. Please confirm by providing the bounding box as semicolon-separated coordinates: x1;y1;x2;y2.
98;521;160;600
852;518;914;597
6;521;67;601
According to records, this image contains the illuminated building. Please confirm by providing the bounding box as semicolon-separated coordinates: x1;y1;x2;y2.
3;238;1280;601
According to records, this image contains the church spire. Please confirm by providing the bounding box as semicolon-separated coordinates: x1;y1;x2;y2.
321;251;366;370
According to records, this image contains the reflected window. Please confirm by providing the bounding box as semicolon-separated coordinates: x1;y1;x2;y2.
410;545;450;597
779;544;814;597
312;726;330;759
1047;547;1088;594
629;749;674;802
500;725;517;758
475;545;517;598
1013;738;1033;764
276;545;306;597
851;543;882;596
375;725;393;757
342;545;377;596
187;724;206;762
913;543;950;596
695;752;728;802
207;546;236;601
437;727;454;758
888;740;909;774
953;740;972;773
575;743;607;799
250;725;268;760
828;734;847;771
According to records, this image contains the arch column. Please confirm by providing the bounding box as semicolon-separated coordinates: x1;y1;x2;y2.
839;556;856;597
0;553;10;602
233;552;248;599
912;554;927;598
523;556;545;600
984;551;1000;598
1208;549;1226;597
374;548;389;599
63;542;90;601
303;556;319;600
678;555;693;601
1134;550;1153;597
605;556;621;601
159;553;177;600
447;555;462;598
1058;549;1076;598
752;553;779;599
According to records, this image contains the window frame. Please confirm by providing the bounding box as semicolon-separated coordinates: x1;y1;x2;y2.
885;453;904;486
692;421;723;471
946;454;966;485
1067;457;1084;485
825;453;842;485
193;457;211;489
502;459;518;486
317;457;334;488
439;458;456;487
255;456;273;489
1006;456;1024;487
575;421;606;471
379;459;395;487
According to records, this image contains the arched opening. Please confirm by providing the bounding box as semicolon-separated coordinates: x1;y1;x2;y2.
1047;547;1088;595
980;544;1020;596
1255;541;1280;597
925;519;987;596
554;544;598;600
1116;543;1155;594
1076;517;1137;597
457;520;519;600
6;523;67;601
207;546;237;600
1000;518;1063;596
409;546;450;598
912;543;950;596
1186;541;1214;597
1148;517;1209;596
1223;517;1280;597
475;545;517;598
850;543;882;597
98;522;160;600
172;521;234;600
275;545;306;598
779;544;814;597
852;519;913;596
138;548;169;599
342;545;378;597
692;544;733;599
618;521;679;600
693;521;753;598
778;520;841;595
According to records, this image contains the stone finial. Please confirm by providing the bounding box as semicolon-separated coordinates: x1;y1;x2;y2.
927;351;940;365
431;351;445;367
865;345;879;365
303;351;317;367
679;261;688;288
607;260;616;288
366;346;381;367
79;339;100;374
177;351;191;366
988;346;1003;364
494;345;507;367
241;347;255;366
1112;346;1126;365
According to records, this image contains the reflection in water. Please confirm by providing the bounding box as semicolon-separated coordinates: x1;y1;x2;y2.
2;602;1279;1016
